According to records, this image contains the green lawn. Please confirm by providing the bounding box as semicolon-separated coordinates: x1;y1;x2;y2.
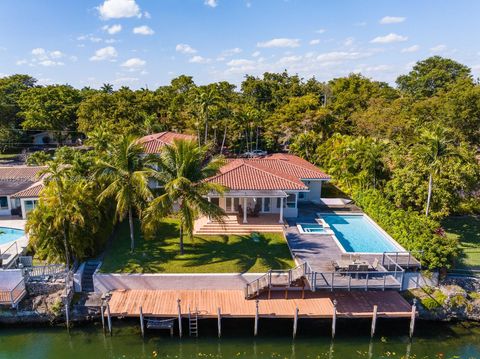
100;218;294;273
442;215;480;270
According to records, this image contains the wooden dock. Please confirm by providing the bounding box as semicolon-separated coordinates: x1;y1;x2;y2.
107;289;413;319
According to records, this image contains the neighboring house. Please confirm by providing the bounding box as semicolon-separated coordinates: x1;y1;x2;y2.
138;132;330;224
204;154;330;223
0;166;45;219
31;131;75;146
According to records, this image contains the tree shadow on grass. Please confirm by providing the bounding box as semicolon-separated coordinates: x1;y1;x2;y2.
182;234;293;273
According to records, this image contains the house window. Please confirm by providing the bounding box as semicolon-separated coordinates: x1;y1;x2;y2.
0;196;8;209
276;198;282;208
234;198;240;211
298;192;306;200
286;194;296;208
211;198;220;206
24;200;38;215
226;197;232;209
263;198;271;212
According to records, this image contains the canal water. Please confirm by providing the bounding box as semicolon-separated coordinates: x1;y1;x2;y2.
0;319;479;359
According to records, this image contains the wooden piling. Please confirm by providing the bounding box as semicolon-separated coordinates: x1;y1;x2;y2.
409;299;417;339
371;305;378;338
65;302;70;330
139;306;145;337
254;299;259;336
331;299;337;339
100;303;105;332
106;303;112;336
217;307;222;338
177;298;182;338
293;306;299;339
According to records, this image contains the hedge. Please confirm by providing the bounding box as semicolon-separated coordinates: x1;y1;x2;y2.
352;188;458;269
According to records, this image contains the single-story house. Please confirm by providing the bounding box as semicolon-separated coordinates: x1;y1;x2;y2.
0;166;45;219
139;132;330;223
204;154;330;223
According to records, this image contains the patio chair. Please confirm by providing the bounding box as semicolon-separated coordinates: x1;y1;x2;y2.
371;258;379;271
347;264;358;272
358;264;369;272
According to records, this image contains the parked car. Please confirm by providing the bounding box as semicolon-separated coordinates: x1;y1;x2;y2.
243;149;267;158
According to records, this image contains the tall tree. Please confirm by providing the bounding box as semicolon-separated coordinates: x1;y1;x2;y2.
415;127;463;216
143;139;226;254
96;135;153;252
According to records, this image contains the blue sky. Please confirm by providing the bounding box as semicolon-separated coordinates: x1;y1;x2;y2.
1;0;479;89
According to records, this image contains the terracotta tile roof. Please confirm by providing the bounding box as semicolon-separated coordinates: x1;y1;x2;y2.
11;182;44;198
0;166;46;181
206;154;329;191
0;166;46;196
138;132;196;154
206;160;308;190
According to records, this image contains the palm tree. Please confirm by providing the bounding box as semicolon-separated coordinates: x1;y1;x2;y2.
100;83;114;94
31;162;85;269
415;127;462;217
96;135;153;252
143;139;226;255
195;87;220;144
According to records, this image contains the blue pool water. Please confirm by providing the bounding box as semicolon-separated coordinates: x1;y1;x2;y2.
321;214;400;253
0;227;25;245
299;223;326;233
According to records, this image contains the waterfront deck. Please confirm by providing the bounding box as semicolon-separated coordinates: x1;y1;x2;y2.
107;289;413;319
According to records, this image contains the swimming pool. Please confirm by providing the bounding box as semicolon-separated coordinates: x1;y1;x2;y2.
0;227;25;246
298;223;326;233
321;214;402;253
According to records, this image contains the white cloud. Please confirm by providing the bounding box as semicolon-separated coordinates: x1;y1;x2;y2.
309;39;320;45
121;57;146;68
90;46;118;61
112;76;139;84
221;48;242;57
31;48;47;60
143;11;151;19
133;25;154;35
97;0;141;20
77;34;102;43
401;45;420;53
39;60;64;67
16;59;28;66
315;29;326;34
430;44;447;53
380;16;406;24
189;55;211;64
316;51;371;63
257;38;300;48
105;38;118;44
204;0;218;7
343;37;354;46
252;51;261;57
49;50;64;59
277;55;303;65
102;24;122;35
227;59;255;67
176;43;197;54
370;33;408;44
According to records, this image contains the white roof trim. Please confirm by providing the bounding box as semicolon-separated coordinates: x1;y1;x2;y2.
208;190;288;198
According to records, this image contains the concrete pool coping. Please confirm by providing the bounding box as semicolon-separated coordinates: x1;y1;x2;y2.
316;212;406;255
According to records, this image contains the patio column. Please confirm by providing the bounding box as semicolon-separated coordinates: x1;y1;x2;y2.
243;197;248;223
279;197;284;224
207;197;211;223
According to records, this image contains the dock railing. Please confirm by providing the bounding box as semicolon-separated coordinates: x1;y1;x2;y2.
0;241;19;269
23;264;66;281
0;277;26;308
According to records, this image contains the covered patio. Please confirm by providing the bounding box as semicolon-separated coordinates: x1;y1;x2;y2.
207;190;289;224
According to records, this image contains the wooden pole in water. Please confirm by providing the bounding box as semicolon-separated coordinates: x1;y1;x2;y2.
100;303;105;333
331;299;337;339
293;306;299;339
254;299;259;336
177;298;183;338
409;299;417;339
139;306;145;337
106;303;112;336
371;305;378;338
65;302;70;331
217;307;222;338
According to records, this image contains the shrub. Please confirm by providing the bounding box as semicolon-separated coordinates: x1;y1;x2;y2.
26;151;52;166
352;188;459;269
421;290;447;310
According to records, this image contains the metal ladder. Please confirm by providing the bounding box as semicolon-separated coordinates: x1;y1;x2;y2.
188;306;199;337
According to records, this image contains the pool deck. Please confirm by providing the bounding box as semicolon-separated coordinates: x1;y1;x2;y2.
0;218;28;267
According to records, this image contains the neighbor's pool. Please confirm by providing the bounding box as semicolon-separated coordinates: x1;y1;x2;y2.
321;214;401;253
0;227;25;245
